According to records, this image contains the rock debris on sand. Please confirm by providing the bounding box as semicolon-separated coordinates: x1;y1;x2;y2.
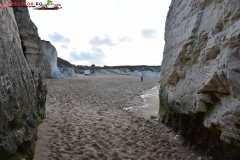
34;74;204;160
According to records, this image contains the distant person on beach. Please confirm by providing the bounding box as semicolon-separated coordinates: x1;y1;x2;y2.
141;76;143;82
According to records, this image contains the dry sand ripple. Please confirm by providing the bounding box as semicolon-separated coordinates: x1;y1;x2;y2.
34;74;204;160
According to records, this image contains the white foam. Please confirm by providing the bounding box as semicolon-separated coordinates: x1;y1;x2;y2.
137;105;148;109
123;107;134;112
123;104;149;112
151;86;158;90
140;94;151;98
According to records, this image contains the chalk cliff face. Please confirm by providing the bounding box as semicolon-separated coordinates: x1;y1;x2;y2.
99;67;161;77
58;65;76;77
159;0;240;159
57;57;76;77
41;42;76;79
110;68;160;77
0;0;46;159
42;40;63;79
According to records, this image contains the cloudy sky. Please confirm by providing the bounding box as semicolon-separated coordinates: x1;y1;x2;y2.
29;0;171;66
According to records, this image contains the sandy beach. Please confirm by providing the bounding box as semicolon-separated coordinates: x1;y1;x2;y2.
33;73;204;160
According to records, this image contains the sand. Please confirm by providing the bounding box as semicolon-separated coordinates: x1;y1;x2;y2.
33;73;205;160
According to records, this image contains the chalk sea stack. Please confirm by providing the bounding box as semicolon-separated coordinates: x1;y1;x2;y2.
0;0;47;159
159;0;240;159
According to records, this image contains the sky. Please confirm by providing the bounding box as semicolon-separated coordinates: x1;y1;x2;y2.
28;0;171;66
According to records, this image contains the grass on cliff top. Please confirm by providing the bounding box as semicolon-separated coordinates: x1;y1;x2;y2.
76;65;161;71
57;57;161;72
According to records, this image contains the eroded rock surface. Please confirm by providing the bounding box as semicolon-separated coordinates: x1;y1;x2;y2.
58;65;76;77
42;40;63;79
159;0;240;159
109;67;161;77
0;0;46;159
57;57;76;77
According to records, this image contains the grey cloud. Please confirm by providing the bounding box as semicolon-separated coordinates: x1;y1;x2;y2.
61;45;68;49
48;32;70;43
89;36;115;46
119;37;132;42
141;29;157;39
70;47;105;64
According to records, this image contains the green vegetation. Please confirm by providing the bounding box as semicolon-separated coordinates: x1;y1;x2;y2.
57;56;161;73
37;116;42;125
76;65;161;71
76;65;102;70
102;65;160;69
57;57;160;71
0;138;35;160
57;57;74;68
10;139;35;160
103;65;161;72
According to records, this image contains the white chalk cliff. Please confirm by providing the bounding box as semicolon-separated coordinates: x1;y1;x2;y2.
109;68;160;77
58;65;76;77
159;0;240;159
41;41;76;79
42;40;63;79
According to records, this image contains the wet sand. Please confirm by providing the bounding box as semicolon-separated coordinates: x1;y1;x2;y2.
34;73;204;160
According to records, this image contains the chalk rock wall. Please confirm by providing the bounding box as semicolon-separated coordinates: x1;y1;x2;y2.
57;57;76;78
99;69;111;75
0;0;46;159
58;65;76;77
159;0;240;159
109;68;160;77
41;42;76;79
42;40;63;79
